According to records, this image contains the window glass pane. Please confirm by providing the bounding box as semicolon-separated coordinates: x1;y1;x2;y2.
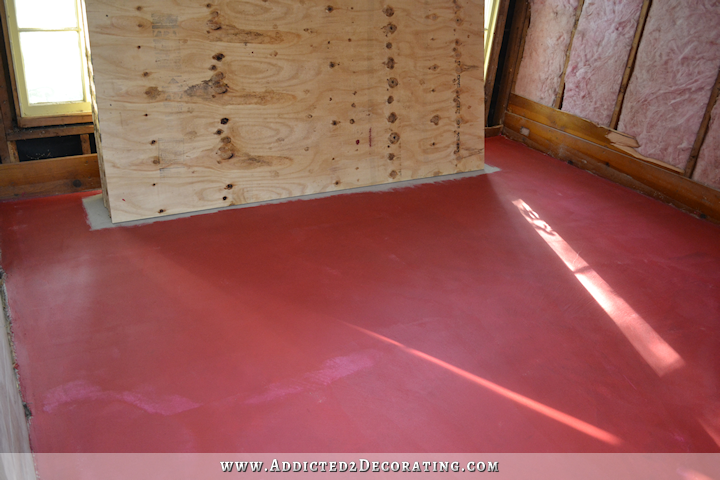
15;0;78;29
485;0;494;29
484;0;495;47
19;31;84;104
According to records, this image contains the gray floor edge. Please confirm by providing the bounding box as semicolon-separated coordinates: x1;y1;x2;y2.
83;164;501;230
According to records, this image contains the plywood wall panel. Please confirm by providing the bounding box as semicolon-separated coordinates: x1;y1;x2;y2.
617;0;720;170
85;0;484;222
561;0;643;126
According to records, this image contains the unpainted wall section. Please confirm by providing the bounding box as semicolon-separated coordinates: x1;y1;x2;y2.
560;0;642;126
617;0;720;170
513;0;579;106
0;286;35;479
694;99;720;189
511;0;720;194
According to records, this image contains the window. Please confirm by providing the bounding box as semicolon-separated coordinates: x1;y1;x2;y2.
484;0;502;75
4;0;91;119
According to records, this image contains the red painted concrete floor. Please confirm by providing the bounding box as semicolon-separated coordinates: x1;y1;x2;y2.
1;137;719;453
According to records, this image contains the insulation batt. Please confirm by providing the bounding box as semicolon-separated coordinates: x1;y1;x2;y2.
693;99;720;190
617;0;720;169
514;0;580;106
561;0;643;126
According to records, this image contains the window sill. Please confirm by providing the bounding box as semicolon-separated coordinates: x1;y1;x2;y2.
18;112;93;129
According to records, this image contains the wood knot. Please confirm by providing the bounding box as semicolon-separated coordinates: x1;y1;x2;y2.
388;132;400;144
387;78;398;88
382;23;397;35
216;145;235;160
207;11;222;30
384;57;395;69
383;6;395;16
185;72;228;97
430;115;440;125
387;112;397;123
144;87;161;100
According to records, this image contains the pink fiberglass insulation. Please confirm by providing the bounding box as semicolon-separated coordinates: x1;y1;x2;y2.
514;0;580;106
617;0;720;169
693;99;720;189
561;0;644;126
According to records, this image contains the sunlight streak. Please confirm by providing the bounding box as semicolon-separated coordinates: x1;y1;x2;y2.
513;199;684;377
344;322;623;446
699;417;720;449
677;467;716;480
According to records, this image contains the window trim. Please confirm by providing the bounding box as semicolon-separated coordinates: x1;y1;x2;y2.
1;0;92;128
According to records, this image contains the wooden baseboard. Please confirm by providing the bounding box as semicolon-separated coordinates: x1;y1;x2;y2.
503;112;720;223
0;154;100;200
507;94;684;173
485;125;503;137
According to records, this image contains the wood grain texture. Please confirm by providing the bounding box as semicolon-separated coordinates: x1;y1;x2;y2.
0;154;100;200
86;0;484;222
6;141;18;164
80;134;92;155
485;125;502;137
0;15;15;137
16;114;94;129
0;0;21;132
6;125;95;142
508;93;683;173
503;112;720;223
492;0;528;126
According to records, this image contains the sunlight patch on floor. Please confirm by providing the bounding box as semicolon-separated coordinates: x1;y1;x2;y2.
513;199;684;377
345;322;623;446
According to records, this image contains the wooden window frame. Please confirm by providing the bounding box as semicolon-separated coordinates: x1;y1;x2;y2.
0;0;92;128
